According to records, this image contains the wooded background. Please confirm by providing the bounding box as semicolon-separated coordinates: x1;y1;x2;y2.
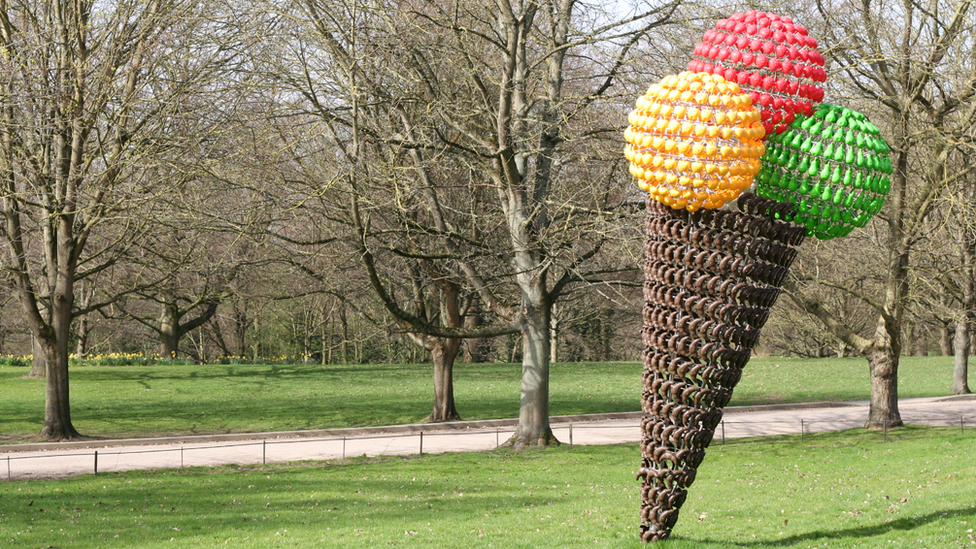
2;0;974;440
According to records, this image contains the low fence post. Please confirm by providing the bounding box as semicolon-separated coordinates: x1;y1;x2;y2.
94;451;98;476
721;420;725;444
569;423;573;446
800;419;804;443
263;441;267;465
419;432;424;457
342;437;346;460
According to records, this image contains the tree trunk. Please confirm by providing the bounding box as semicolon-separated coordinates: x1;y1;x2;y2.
403;280;466;422
940;322;953;356
787;286;905;429
208;318;232;358
74;283;94;359
319;315;332;366
865;344;903;429
508;272;558;449
912;323;928;356
160;332;179;360
861;119;910;428
40;270;81;440
426;341;462;422
75;316;90;359
156;297;220;360
233;303;249;357
38;337;78;440
953;213;975;394
338;302;349;364
602;311;614;360
550;316;559;363
836;340;848;358
160;300;180;358
952;320;972;394
191;328;206;363
462;300;490;363
903;319;915;356
27;302;50;378
28;334;47;379
509;335;521;363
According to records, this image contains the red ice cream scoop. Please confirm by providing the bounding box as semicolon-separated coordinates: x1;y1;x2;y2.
688;10;826;136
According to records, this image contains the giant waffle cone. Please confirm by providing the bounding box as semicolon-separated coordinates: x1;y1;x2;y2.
638;194;806;542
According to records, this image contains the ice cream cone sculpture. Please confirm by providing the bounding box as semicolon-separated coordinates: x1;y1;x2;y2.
626;12;892;542
637;194;806;541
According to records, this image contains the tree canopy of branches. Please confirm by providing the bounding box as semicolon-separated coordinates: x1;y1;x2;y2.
785;0;976;427
0;0;252;439
262;0;677;445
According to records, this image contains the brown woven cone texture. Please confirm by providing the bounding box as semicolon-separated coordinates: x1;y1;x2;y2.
638;194;806;542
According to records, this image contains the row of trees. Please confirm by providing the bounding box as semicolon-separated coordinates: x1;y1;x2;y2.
2;0;974;441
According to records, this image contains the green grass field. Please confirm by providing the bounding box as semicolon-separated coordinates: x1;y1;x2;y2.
0;356;970;443
1;427;973;548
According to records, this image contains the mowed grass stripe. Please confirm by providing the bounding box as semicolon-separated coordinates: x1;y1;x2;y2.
0;356;970;443
0;427;973;548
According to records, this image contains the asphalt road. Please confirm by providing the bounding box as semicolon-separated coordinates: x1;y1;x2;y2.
2;396;973;481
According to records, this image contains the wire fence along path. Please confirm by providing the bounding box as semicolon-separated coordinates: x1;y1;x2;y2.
2;396;974;481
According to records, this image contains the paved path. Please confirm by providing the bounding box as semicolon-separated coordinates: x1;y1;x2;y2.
2;396;973;481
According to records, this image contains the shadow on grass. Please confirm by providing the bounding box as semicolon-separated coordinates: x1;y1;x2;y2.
1;452;577;547
3;435;973;548
70;363;359;383
684;506;976;547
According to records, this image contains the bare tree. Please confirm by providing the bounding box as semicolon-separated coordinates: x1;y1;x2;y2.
914;154;976;394
266;0;677;445
950;201;975;394
787;0;976;427
0;0;251;439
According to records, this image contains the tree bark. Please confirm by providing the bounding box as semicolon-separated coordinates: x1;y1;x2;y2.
911;322;928;356
160;300;180;358
208;318;232;358
40;253;81;440
427;340;462;422
951;320;972;394
75;316;90;359
787;281;904;428
74;282;94;359
38;336;79;440
425;281;464;422
952;207;975;394
462;299;490;363
160;333;179;359
940;322;954;356
550;316;559;364
338;302;349;364
865;342;903;430
28;335;47;379
903;319;915;356
836;340;848;358
508;270;558;449
156;296;219;360
232;302;249;357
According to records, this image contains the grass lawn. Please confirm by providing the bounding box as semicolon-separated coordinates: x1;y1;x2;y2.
0;356;970;443
0;427;973;548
